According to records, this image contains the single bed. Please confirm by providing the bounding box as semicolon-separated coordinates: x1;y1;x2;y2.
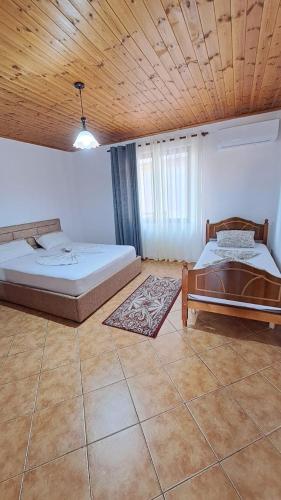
0;219;141;322
182;217;281;327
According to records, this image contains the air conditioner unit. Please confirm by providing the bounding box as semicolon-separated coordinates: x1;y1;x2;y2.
216;119;279;149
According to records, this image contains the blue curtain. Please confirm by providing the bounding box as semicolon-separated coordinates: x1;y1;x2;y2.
110;143;143;256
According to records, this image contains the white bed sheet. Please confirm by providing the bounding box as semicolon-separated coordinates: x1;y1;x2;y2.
189;241;281;312
0;243;136;296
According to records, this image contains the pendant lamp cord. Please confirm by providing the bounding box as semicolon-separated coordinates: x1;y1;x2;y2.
79;88;84;117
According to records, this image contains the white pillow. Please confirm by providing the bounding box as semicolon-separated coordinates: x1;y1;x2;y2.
0;239;34;263
217;230;255;248
36;231;72;250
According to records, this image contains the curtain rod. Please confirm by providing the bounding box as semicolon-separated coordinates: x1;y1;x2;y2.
106;131;208;152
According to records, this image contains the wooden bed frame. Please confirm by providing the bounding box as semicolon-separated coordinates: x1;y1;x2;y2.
0;219;142;323
182;217;281;327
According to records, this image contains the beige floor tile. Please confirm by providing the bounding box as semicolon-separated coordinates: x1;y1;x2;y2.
200;345;256;385
22;448;90;500
42;338;79;371
27;396;85;467
231;334;281;370
189;387;262;459
81;351;124;392
268;427;281;453
262;362;281;390
118;341;161;378
142;405;216;491
0;415;31;481
0;335;14;357
150;332;194;364
171;296;181;312
182;327;231;353
168;310;183;331
128;367;182;421
0;475;23;500
47;321;76;338
4;314;46;338
229;373;281;433
0;348;43;385
88;425;160;500
165;356;220;401
111;327;148;348
157;317;177;336
78;327;115;360
165;464;239;500
210;316;251;340
0;374;38;422
36;362;82;410
84;380;138;442
222;438;281;499
247;330;281;362
9;329;46;356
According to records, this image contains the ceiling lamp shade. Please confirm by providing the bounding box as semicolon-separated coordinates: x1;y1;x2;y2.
73;82;99;150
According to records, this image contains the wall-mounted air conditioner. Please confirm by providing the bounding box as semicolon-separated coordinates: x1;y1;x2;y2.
216;119;279;150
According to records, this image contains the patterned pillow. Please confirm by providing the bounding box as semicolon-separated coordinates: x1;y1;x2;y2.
217;230;255;248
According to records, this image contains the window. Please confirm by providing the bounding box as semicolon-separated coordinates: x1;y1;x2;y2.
137;138;202;261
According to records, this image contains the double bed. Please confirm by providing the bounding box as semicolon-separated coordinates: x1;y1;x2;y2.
0;219;141;322
182;217;281;327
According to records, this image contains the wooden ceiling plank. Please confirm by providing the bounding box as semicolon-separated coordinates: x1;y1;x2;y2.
195;0;227;114
92;0;191;126
259;4;281;107
66;0;184;128
123;0;201;123
0;52;140;137
0;11;162;126
241;0;264;112
2;2;150;120
25;0;162;108
250;0;280;108
160;0;218;121
0;83;132;140
143;0;208;122
51;0;164;105
105;0;193;125
179;0;224;116
214;0;235;116
0;67;145;142
231;0;247;112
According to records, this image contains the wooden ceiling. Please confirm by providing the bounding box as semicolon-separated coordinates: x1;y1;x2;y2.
0;0;281;151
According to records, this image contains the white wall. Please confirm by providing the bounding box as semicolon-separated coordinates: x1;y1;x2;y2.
202;129;281;248
0;138;80;241
272;185;281;269
72;147;115;243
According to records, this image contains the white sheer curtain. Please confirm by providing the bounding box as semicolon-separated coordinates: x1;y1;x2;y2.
137;137;202;261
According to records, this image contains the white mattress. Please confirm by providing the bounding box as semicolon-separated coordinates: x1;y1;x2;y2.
189;241;281;312
0;243;136;296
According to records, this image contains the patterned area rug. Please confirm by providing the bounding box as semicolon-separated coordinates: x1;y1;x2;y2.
103;275;181;338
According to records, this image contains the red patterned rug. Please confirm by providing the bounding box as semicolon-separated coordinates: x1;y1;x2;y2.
103;275;181;338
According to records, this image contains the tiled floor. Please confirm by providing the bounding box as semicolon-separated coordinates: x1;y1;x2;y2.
0;260;281;499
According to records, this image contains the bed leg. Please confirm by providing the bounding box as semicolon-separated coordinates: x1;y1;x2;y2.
269;322;275;330
188;309;198;327
182;302;188;327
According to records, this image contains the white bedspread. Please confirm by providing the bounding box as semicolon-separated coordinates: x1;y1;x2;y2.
0;243;136;296
190;241;281;312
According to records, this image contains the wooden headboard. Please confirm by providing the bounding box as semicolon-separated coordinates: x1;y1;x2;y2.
0;219;61;248
206;217;268;245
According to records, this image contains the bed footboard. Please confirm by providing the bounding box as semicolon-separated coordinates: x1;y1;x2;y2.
182;261;281;326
